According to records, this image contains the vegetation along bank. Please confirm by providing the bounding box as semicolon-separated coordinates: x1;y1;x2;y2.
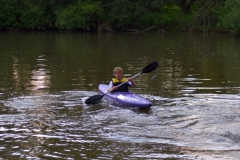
0;0;239;34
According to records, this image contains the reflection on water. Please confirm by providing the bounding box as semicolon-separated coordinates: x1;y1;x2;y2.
0;32;240;159
27;55;50;91
11;54;51;97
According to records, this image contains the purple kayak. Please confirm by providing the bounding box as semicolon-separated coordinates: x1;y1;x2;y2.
98;84;152;109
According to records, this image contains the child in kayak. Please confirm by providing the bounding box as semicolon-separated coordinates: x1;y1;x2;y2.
108;67;136;92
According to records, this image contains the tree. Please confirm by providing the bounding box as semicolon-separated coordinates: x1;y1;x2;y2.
176;0;197;13
56;0;103;30
220;0;240;33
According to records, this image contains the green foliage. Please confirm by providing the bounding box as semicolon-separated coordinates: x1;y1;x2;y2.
0;0;56;29
0;0;238;34
104;0;143;30
0;0;20;29
56;1;103;30
176;0;225;32
220;0;240;33
19;3;44;29
140;3;181;30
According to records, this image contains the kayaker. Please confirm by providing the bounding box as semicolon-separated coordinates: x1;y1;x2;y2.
108;67;136;92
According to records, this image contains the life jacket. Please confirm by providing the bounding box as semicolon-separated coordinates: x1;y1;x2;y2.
111;77;130;92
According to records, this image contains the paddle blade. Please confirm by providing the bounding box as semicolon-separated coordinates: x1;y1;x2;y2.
141;61;158;73
85;95;104;105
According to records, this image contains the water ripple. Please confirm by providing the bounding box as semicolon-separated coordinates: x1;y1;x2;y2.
0;92;240;159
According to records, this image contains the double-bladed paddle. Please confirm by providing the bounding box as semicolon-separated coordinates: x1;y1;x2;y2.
85;61;158;105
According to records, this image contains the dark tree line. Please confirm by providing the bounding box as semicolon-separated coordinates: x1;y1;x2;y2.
0;0;239;34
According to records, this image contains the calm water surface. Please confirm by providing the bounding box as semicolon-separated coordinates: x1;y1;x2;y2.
0;31;240;159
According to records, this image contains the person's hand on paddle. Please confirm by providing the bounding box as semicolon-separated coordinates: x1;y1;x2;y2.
107;78;135;92
85;61;158;105
108;86;117;92
128;77;136;87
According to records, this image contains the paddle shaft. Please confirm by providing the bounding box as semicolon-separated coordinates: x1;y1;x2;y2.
104;71;142;95
84;61;158;105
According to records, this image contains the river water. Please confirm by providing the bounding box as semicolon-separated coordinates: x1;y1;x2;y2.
0;31;240;159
